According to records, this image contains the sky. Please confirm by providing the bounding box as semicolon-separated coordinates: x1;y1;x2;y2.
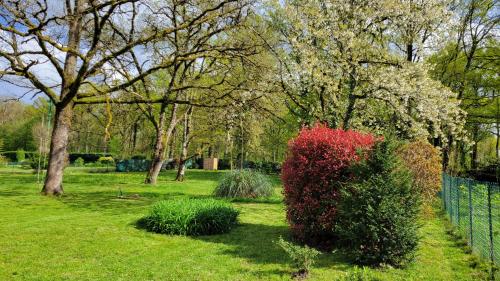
0;0;64;104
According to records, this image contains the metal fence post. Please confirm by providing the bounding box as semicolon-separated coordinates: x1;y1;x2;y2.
450;175;454;223
467;179;473;248
441;173;446;211
456;178;460;227
487;182;494;263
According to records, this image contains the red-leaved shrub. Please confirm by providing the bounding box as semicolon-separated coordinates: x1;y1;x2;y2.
281;124;375;248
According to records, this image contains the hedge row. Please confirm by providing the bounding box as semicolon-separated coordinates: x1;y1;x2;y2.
196;158;281;174
0;151;113;163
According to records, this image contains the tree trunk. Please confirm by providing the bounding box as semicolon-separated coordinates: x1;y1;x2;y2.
145;103;178;184
239;118;244;169
42;104;73;195
471;125;479;170
342;70;357;129
496;98;499;159
406;43;413;62
496;122;499;159
442;135;453;172
42;0;83;195
175;106;193;181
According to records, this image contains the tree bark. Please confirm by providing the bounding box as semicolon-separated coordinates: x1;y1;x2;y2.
42;104;73;195
145;103;178;184
406;44;413;62
496;122;499;159
42;0;83;195
175;106;193;181
471;124;479;170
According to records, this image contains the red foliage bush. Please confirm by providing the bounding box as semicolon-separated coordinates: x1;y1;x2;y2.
281;124;375;248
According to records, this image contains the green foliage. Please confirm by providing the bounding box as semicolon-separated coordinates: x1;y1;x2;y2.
142;198;239;236
336;267;381;281
16;149;26;162
0;139;5;165
74;157;85;167
336;138;421;267
29;153;48;170
213;169;274;198
276;236;320;277
97;156;114;165
0;169;488;280
397;139;442;209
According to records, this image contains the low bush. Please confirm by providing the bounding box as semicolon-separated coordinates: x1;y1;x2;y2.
97;156;114;165
213;169;274;198
336;138;420;267
276;236;321;279
16;149;26;162
281;123;375;248
141;198;239;236
397;139;441;205
74;157;85;167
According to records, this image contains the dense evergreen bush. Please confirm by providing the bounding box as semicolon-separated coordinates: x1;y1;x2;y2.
281;124;375;248
214;169;274;198
142;198;239;236
397;139;441;205
337;138;420;267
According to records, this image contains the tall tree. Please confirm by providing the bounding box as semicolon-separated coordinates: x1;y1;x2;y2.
0;0;249;194
429;0;499;170
266;0;465;144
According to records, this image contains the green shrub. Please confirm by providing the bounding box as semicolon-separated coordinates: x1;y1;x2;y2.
276;236;321;279
336;138;420;267
16;149;26;162
29;153;48;170
74;157;85;167
142;198;239;236
97;156;114;165
397;139;442;208
213;169;274;198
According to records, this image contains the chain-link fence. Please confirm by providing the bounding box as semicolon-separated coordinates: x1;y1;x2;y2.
442;173;499;265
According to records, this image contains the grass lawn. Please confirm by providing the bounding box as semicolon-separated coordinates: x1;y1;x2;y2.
0;168;488;280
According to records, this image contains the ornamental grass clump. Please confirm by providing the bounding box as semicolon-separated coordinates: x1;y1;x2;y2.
142;198;239;236
214;169;274;198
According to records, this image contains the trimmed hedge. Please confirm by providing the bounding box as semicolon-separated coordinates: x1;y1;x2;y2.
1;151;35;162
68;153;112;163
1;152;113;164
213;169;274;198
141;198;239;236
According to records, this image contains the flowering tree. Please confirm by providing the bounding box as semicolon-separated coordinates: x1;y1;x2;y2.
267;0;465;145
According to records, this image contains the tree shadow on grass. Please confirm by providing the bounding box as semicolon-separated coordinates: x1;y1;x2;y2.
193;222;351;271
0;189;30;197
57;190;211;213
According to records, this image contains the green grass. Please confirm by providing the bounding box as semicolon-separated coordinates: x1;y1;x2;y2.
0;168;488;280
